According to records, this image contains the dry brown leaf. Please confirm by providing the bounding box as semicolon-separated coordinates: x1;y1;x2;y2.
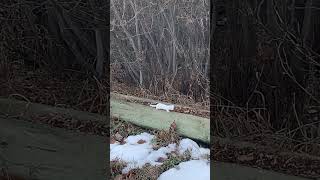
137;139;146;144
156;157;166;162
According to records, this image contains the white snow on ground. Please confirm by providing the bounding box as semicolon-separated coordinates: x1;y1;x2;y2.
110;132;210;179
158;160;210;180
110;132;176;173
178;138;210;159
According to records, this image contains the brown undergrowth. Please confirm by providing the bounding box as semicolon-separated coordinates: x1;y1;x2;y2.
212;105;320;179
0;63;108;115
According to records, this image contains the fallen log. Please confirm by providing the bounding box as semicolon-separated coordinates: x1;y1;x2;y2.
110;97;210;143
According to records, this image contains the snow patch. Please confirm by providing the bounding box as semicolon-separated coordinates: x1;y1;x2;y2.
110;132;176;173
110;132;210;179
178;138;210;159
158;160;210;180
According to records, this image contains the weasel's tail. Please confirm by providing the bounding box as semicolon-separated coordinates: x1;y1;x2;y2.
150;104;157;107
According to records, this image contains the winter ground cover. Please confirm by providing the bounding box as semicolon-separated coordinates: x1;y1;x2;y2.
110;132;210;180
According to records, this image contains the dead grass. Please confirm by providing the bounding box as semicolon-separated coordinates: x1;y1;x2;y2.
111;80;209;111
110;160;127;179
110;117;147;138
152;130;180;150
110;152;193;180
160;152;191;172
127;164;162;180
0;63;108;115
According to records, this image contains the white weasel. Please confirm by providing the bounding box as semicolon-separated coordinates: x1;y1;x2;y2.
150;103;174;112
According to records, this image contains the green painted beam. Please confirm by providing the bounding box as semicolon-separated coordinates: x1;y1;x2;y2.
110;98;210;143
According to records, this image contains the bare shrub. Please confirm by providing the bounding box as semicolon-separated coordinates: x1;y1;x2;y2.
110;0;210;102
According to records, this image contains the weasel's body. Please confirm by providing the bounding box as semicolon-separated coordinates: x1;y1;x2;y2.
150;103;174;112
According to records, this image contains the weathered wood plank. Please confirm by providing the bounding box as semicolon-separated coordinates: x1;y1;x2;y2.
110;98;210;143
